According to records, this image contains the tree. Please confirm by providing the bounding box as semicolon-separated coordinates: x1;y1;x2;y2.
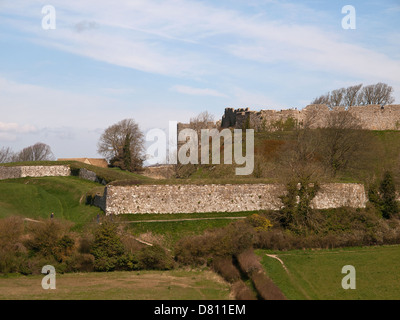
311;83;395;108
14;143;54;162
318;111;366;176
0;147;14;163
97;119;144;172
344;84;363;107
358;83;395;106
330;88;345;107
189;111;215;132
369;171;399;219
379;171;399;219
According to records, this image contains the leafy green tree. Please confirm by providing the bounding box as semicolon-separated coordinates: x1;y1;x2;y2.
380;171;399;219
369;171;399;219
91;221;125;271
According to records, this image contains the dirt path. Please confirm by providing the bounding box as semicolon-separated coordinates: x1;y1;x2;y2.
266;254;290;273
265;253;312;300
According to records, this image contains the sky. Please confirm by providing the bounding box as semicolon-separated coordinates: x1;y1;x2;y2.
0;0;399;160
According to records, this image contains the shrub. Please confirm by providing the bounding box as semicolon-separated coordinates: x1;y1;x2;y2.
236;249;262;275
246;214;273;232
251;270;287;300
90;221;126;271
66;253;95;272
91;221;125;260
0;217;24;251
369;171;399;219
24;220;73;258
211;257;240;283
135;245;174;270
231;281;257;300
174;220;254;266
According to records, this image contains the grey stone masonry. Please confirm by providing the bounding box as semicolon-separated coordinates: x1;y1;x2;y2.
99;183;367;215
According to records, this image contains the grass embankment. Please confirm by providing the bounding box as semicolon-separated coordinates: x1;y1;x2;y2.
257;245;400;300
0;176;103;229
0;270;230;300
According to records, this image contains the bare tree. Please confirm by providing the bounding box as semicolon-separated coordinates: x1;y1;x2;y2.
329;88;345;107
311;93;330;106
318;111;366;176
97;118;144;171
344;84;363;107
311;83;395;107
14;143;55;162
0;147;14;163
359;82;395;106
189;111;215;132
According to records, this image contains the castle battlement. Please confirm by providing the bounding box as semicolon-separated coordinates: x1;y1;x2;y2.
221;104;400;131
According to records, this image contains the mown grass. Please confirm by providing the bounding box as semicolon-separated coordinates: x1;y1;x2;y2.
0;176;103;229
0;270;231;300
256;245;400;300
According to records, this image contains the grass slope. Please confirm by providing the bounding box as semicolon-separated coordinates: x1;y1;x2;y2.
257;245;400;300
0;176;103;227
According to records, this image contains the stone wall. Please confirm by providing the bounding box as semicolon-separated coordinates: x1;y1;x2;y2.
98;183;367;215
0;165;71;180
221;104;400;131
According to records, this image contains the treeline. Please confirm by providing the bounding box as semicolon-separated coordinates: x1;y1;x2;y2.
0;142;54;163
311;82;395;108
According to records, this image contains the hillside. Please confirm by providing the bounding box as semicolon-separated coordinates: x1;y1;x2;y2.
0;176;103;228
173;130;400;186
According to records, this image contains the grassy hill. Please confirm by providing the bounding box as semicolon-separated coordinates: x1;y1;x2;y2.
0;176;103;228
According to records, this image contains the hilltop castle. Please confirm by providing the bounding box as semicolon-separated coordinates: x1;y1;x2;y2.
221;104;400;131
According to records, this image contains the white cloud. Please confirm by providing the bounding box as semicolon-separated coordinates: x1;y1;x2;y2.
171;85;227;98
0;122;37;134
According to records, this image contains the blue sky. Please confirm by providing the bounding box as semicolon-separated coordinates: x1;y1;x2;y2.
0;0;399;159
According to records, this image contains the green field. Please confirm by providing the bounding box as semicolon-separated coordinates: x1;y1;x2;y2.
0;270;231;300
257;245;400;300
0;176;103;228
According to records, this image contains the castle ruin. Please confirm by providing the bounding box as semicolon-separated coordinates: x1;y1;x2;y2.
221;104;400;131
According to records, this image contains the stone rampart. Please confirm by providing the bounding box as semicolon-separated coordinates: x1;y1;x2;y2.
98;183;367;215
0;165;71;180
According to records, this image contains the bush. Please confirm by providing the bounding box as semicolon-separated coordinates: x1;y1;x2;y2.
211;257;240;283
0;217;24;251
66;253;95;272
174;220;255;266
90;221;127;271
24;220;73;259
91;221;125;260
135;245;174;270
236;249;286;300
246;214;273;232
251;270;287;300
231;281;257;300
236;249;262;275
